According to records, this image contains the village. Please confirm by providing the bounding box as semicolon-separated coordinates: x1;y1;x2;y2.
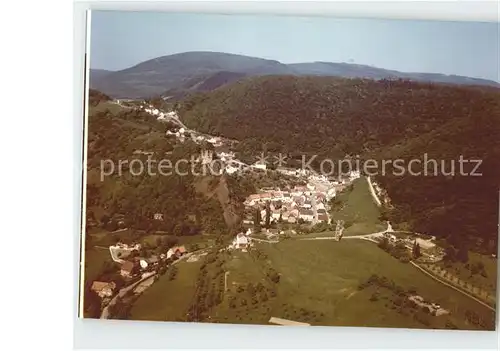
243;169;361;225
86;102;494;328
88;162;363;315
89;241;190;310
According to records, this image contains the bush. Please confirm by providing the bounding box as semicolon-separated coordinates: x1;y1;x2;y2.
399;256;410;263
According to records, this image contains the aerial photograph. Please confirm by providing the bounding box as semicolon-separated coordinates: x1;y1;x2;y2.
80;11;499;330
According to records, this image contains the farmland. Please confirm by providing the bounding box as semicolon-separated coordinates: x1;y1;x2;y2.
253;239;494;329
128;238;495;329
329;178;386;236
129;258;204;321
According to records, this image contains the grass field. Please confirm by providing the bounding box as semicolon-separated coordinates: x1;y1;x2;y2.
130;259;203;321
127;238;495;329
91;101;124;115
87;229;136;247
330;178;385;236
83;247;114;284
212;240;495;329
140;234;163;247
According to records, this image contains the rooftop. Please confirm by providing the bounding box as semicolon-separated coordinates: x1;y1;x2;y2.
121;261;135;272
91;281;116;291
299;209;314;216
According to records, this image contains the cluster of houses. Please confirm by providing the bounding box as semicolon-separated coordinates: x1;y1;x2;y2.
140;103;235;148
194;134;225;148
119;245;188;277
166;127;189;142
244;179;340;225
276;168;361;183
378;232;444;262
90;243;188;299
240;169;364;227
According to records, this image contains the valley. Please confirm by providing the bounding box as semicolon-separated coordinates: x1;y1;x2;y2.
82;63;498;330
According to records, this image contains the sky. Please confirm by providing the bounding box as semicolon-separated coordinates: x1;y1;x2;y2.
90;11;499;81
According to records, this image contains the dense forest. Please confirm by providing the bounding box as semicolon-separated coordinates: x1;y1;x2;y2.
177;76;499;156
176;76;500;252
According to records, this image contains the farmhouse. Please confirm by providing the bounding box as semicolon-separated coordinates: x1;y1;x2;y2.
139;259;149;270
230;232;250;250
120;261;136;278
91;281;116;298
147;255;160;266
167;246;187;259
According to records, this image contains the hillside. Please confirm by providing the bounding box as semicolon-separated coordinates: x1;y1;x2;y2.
372;113;500;254
162;71;248;101
90;69;113;81
178;76;500;154
85;100;250;237
176;76;500;252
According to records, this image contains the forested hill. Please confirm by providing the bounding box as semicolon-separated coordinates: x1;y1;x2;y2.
178;76;499;155
177;76;500;252
85;100;253;237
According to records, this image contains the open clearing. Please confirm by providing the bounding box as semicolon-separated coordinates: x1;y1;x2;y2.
330;178;386;236
83;248;114;285
130;259;203;321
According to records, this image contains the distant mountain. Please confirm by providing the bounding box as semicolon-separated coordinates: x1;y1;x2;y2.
89;69;113;81
290;62;499;87
91;52;293;98
90;51;499;98
289;62;403;79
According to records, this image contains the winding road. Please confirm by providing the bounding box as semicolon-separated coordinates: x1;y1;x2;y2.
100;271;156;319
410;261;495;312
299;222;393;242
366;176;382;207
250;237;280;244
